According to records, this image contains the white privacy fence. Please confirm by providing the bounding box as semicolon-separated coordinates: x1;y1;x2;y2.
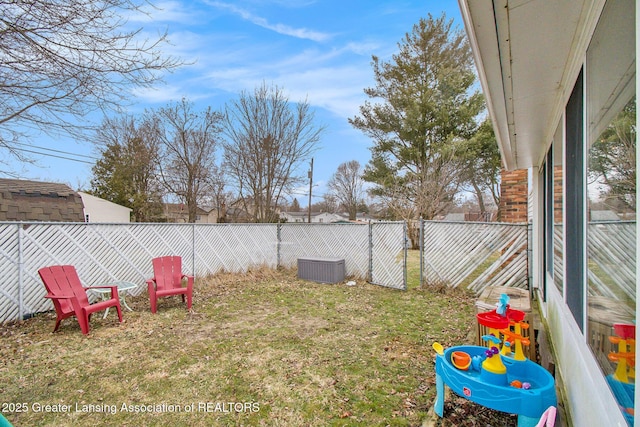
0;221;407;323
421;220;637;302
421;220;529;294
5;219;633;324
588;221;636;302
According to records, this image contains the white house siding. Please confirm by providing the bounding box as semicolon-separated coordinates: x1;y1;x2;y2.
78;192;131;223
459;0;637;425
280;212;346;223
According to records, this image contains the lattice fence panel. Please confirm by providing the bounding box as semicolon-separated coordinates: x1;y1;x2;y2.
194;224;278;276
279;223;370;278
552;224;564;291
0;221;408;323
21;223;196;300
0;224;20;321
370;222;406;290
422;221;528;294
587;221;636;301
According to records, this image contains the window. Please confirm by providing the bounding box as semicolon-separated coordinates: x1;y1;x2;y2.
543;148;554;297
552;123;564;294
586;1;636;424
565;68;585;331
543;125;564;298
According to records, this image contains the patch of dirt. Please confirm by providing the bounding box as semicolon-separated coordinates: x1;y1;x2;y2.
434;393;517;426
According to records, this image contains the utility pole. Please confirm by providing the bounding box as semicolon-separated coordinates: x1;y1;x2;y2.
308;158;313;223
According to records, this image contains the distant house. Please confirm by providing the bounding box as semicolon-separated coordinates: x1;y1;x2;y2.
77;192;131;223
280;211;345;223
162;203;216;223
280;211;377;223
0;178;84;222
443;212;498;222
0;178;133;223
443;213;466;222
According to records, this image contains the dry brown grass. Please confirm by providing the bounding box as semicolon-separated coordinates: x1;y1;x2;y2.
0;261;514;426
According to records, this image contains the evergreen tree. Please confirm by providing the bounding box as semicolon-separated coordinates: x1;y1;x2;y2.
90;115;164;222
350;14;484;223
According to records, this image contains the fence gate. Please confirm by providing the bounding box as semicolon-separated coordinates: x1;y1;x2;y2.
369;221;406;290
421;220;528;294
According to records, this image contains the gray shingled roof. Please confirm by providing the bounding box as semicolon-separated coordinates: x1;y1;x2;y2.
0;178;84;222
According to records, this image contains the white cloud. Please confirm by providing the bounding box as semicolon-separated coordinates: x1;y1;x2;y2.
129;1;199;24
198;41;374;116
204;1;332;42
130;80;218;105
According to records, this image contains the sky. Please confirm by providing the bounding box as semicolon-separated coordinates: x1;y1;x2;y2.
7;0;464;206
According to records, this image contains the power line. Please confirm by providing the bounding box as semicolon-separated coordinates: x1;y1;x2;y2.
12;141;98;160
10;143;97;165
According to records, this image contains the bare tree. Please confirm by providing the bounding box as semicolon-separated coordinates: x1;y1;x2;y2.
320;194;339;214
0;0;181;168
222;82;324;223
458;119;502;214
328;160;366;220
152;99;224;223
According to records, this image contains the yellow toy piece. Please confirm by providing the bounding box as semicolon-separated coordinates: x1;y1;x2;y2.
500;321;530;361
482;346;507;374
609;336;636;384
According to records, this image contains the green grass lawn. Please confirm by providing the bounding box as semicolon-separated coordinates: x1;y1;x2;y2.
0;251;480;426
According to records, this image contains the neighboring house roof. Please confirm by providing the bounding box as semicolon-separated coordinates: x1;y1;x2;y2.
163;203;209;215
0;178;84;222
162;203;213;223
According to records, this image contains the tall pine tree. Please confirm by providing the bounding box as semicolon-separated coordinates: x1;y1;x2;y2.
350;14;484;224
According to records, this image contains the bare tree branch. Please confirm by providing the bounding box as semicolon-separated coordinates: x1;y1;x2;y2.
222;82;324;223
328;160;365;220
151;98;223;222
0;0;182;169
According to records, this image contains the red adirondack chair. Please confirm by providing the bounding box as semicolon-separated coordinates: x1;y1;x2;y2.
38;265;123;335
147;256;193;313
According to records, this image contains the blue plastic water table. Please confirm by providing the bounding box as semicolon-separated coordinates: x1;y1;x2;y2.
434;345;557;427
607;374;635;426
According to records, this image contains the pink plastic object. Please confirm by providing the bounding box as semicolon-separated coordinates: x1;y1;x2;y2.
534;406;557;427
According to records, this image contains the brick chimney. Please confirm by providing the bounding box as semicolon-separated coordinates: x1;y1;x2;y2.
499;169;528;223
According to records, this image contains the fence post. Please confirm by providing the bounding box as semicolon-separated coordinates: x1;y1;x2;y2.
403;221;408;290
277;223;282;269
419;218;424;289
192;223;196;277
18;223;24;320
368;221;373;282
